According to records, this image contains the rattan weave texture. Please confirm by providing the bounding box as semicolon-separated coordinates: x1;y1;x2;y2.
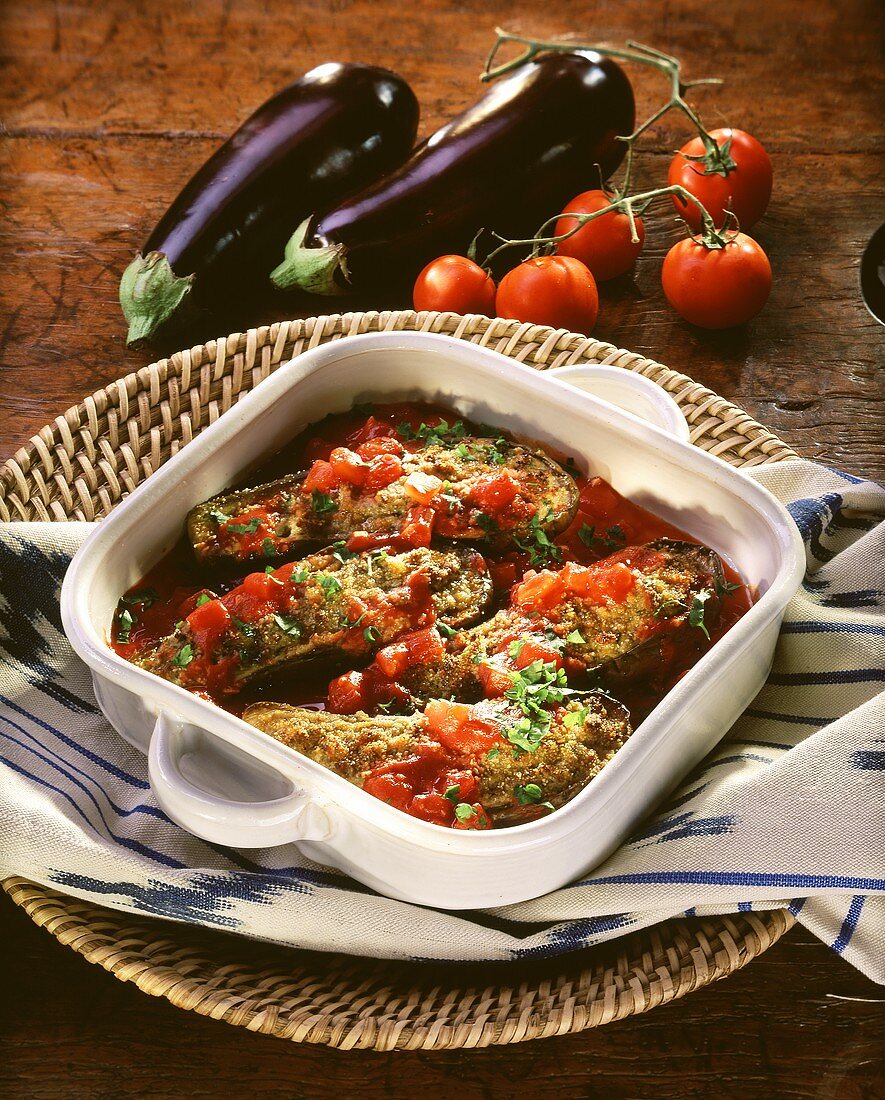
1;311;798;1046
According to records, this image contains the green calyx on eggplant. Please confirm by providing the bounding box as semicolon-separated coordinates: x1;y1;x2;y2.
270;51;635;297
119;62;419;347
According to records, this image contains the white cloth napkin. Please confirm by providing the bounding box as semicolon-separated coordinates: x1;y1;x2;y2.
1;459;882;982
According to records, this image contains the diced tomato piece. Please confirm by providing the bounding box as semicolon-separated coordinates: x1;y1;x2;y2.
327;670;367;714
403;471;443;504
409;792;454;826
598;562;637;602
577;476;623;519
452;802;493;830
241;571;276;601
477;662;513;698
376;627;445;678
399;504;435;547
303;460;341;494
514;569;566;613
452;719;501;755
513;637;562;669
185;598;231;653
329;447;368;488
438;768;478;803
469;472;520;515
363;771;413;812
561;561;636;603
357;436;404;460
424;699;471;739
204;654;239;695
363;453;404;493
349;415;398;446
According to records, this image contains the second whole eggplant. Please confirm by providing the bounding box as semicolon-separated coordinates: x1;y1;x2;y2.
270;52;634;296
119;62;419;346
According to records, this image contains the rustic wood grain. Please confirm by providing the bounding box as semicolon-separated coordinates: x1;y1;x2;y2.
1;0;883;1093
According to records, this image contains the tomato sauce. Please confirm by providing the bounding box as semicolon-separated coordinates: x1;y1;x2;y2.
111;402;753;828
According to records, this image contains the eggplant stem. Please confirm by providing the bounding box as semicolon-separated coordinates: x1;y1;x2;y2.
119;252;194;347
270;219;350;295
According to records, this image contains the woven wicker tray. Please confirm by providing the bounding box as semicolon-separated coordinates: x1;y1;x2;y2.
1;310;798;1047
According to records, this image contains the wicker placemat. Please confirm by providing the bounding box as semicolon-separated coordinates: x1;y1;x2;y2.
0;310;798;1046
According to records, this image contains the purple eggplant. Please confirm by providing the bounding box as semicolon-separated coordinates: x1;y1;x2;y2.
119;63;419;346
270;52;634;296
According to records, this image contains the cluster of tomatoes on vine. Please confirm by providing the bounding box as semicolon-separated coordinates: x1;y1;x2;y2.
413;127;774;333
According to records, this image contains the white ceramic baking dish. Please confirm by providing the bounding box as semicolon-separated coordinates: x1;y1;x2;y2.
61;331;804;909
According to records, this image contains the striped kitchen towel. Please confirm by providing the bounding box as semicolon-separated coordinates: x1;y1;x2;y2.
0;459;882;982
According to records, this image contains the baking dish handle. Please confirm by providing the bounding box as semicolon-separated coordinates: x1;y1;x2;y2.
148;712;334;849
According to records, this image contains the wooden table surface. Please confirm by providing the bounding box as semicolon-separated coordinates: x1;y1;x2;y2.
1;0;883;1095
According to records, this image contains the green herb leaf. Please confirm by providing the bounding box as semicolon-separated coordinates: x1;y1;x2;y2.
311;490;338;515
195;593;212;607
116;608;135;643
486;746;500;760
225;516;262;535
262;537;277;558
363;625;382;643
273;614;302;638
318;574;342;598
332;540;358;563
437;622;457;639
172;643;194;668
208;508;230;527
444;784;461;803
515;505;562;567
578;523;627;555
454;803;476;822
291;566;309;584
714;576;742;598
566;629;585;644
476;512;498;534
689;589;713;640
120;588;158;609
514;782;544;805
232;616;257;639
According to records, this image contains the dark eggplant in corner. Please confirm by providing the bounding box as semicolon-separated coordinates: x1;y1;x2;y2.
119;62;419;346
270;51;634;296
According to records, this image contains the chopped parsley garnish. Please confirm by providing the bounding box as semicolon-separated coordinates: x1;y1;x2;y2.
291;566;309;584
273;614;302;638
566;629;585;644
444;784;461;803
195;593;212;607
225;516;262;535
454;803;476;822
116;608;135;643
514;783;554;810
262;537;277;558
455;443;474;462
363;625;382;644
714;576;742;598
563;705;589;728
437;621;457;639
509;639;525;660
332;541;358;563
318;574;342;597
172;643;194;668
502;659;585;753
486;438;509;465
232;616;257;639
689;589;713;640
208;508;230;526
515;506;562;567
578;523;627;554
120;588;158;609
311;490;338;515
398;419;468;447
475;512;498;534
486;746;500;760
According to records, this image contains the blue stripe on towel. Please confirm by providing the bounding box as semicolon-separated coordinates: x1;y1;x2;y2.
573;870;885;891
780;621;885;636
0;754;185;868
832;896;865;953
744;710;831;727
766;669;885;686
0;694;150;789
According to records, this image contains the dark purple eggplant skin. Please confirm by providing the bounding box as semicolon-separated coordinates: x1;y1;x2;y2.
120;62;419;345
270;52;634;296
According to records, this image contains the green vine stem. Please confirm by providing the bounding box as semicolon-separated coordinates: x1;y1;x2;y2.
479;184;737;270
482;29;736;192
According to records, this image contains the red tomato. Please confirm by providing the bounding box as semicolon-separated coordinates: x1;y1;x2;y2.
328;446;368;488
363;453;404;493
327;670;366;714
513;569;566;613
303;460;340;494
469;472;521;515
495;255;599;334
662;233;772;329
413;255;497;316
399;503;435;547
512;638;561;669
555;189;645;281
668;129;773;232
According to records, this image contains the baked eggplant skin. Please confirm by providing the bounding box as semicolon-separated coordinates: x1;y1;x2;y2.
119;62;419;346
186;438;579;566
243;691;632;827
134;543;492;695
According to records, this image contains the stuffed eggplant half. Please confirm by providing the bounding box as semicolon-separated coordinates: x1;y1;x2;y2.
111;401;751;830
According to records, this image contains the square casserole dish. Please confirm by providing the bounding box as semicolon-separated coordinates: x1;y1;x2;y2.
61;331;805;910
